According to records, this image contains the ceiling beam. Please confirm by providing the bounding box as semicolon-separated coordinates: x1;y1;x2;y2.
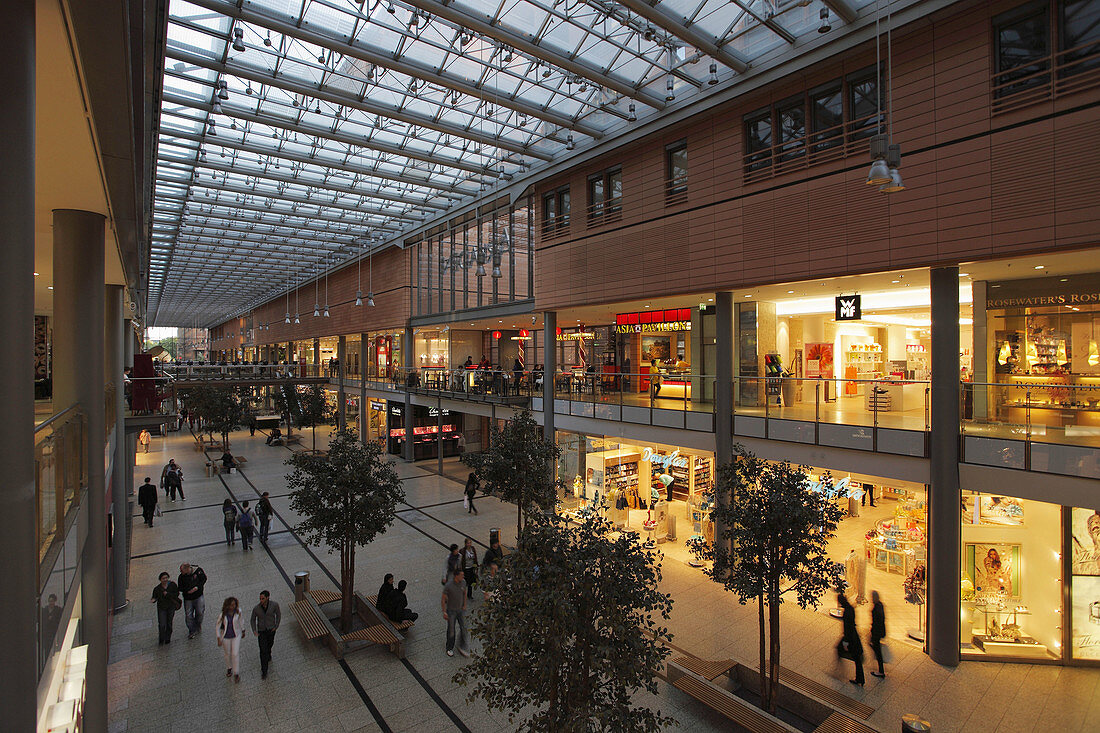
180;0;604;139
154;190;406;232
822;0;859;24
164;47;555;162
400;0;668;110
616;0;749;73
155;205;390;240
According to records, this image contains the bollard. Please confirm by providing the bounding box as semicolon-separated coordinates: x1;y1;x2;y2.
294;571;310;602
902;714;930;733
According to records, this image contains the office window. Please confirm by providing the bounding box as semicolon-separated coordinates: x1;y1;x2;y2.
588;173;604;218
810;82;843;151
666;142;688;199
542;186;570;234
744;109;772;172
847;68;882;141
994;3;1051;98
1061;0;1100;76
607;168;622;213
776;95;806;162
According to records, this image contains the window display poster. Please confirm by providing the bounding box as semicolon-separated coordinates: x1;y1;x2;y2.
979;496;1025;526
805;342;834;379
1071;575;1100;659
1072;507;1100;576
965;544;1021;599
641;335;671;362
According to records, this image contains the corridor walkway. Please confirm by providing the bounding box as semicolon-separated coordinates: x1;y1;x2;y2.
108;428;1100;732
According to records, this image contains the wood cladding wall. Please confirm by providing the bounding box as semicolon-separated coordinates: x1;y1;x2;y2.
532;0;1100;312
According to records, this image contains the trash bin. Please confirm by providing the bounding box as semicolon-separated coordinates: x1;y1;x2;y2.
489;528;500;547
902;714;930;733
294;571;310;602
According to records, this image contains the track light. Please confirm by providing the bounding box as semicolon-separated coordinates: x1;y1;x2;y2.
665;76;675;101
818;8;832;34
232;27;246;52
707;62;718;86
566;134;574;150
628;103;637;122
217;80;229;100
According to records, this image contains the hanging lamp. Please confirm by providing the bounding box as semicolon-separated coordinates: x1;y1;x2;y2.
366;239;375;307
355;238;363;306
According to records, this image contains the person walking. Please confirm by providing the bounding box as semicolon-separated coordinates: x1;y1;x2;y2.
441;569;469;657
257;492;274;544
384;580;418;623
178;563;208;640
464;473;479;515
222;499;238;546
250;590;281;680
247;414;257;437
138;476;158;526
442;544;461;585
461;538;479;599
238;501;255;551
837;593;865;686
138;428;151;453
150;572;181;645
161;458;185;501
215;597;245;683
869;590;887;678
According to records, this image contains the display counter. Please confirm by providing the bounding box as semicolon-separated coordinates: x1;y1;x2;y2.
659;379;691;400
864;381;926;412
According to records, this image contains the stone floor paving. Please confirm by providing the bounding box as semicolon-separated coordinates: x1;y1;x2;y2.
110;428;1100;732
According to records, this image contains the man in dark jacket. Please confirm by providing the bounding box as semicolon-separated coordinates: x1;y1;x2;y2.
250;591;281;679
177;563;207;639
257;492;274;544
160;459;184;501
869;590;887;678
385;580;418;623
137;477;158;526
378;574;395;612
150;572;181;645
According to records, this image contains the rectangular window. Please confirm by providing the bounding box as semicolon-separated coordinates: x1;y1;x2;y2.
994;3;1051;99
809;82;843;152
666;141;688;200
744;109;772;172
607;168;622;213
542;192;557;228
1060;0;1100;77
847;68;882;141
587;167;622;223
587;173;605;219
776;95;806;163
542;186;570;234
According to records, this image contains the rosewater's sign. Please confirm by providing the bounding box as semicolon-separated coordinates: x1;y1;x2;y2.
986;274;1100;309
641;447;689;470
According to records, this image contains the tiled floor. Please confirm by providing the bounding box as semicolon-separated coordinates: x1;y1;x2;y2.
110;428;1100;733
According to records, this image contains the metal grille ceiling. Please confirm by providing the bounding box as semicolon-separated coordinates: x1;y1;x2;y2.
151;0;867;327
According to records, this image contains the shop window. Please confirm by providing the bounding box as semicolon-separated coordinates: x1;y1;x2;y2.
665;141;688;203
810;82;844;151
993;3;1051;99
586;166;622;224
1070;506;1100;660
744;109;772;172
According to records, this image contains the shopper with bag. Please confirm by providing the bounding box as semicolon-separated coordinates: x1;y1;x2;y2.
836;593;865;686
237;501;255;551
869;590;888;678
221;499;238;546
215;597;245;683
464;473;479;515
461;537;479;599
150;572;181;645
257;491;274;544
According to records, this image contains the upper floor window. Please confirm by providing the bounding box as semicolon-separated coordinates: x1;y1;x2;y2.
666;141;688;202
542;186;570;236
994;3;1051;99
587;166;622;223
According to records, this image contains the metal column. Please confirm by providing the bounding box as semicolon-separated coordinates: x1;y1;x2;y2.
108;286;129;614
928;266;961;667
403;326;414;462
337;335;346;430
0;1;37;726
542;311;556;441
53;209;108;729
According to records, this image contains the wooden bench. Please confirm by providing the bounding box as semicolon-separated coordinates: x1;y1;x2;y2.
671;671;793;733
813;711;878;733
353;591;407;658
309;588;342;605
780;667;874;720
290;599;329;640
365;594;416;632
342;624;401;647
673;655;735;681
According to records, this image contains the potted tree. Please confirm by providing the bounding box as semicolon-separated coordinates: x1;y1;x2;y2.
295;383;333;453
286;429;404;632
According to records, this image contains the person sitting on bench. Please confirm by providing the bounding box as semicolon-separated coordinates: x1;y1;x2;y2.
220;450;238;473
265;427;282;446
382;579;418;623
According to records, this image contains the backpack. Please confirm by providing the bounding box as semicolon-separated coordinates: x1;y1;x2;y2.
238;510;253;529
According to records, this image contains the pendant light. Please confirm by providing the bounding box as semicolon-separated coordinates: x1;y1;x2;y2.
323;253;330;317
313;264;321;317
355;238;363;306
366;238;375;307
284;262;292;324
294;268;300;324
865;1;891;186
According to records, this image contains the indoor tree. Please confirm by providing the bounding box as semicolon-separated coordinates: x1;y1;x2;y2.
180;385;244;450
689;447;845;715
460;408;560;540
295;383;333;452
454;510;674;733
286;428;404;632
272;382;302;438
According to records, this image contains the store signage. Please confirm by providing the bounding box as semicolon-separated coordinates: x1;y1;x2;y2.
492;331;502;339
640;447;689;470
807;475;853;497
835;294;861;321
370;400;386;411
615;308;692;334
614;321;690;334
557;331;594;341
986;274;1100;308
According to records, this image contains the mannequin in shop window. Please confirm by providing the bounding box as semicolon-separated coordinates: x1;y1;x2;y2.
845;548;867;605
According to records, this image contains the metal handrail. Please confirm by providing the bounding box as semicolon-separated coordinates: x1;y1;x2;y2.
34;403;82;435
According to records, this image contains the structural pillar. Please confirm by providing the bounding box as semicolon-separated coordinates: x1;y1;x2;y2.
403;326;414;462
313;337;320;369
53;209;107;729
928;266;961;667
337;335;346;430
714;292;734;559
107;286;129;613
0;1;38;726
542;312;556;441
359;332;368;446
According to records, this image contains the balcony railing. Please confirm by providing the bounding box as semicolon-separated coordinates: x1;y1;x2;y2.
742;112;880;185
991;41;1100;115
35;406;86;570
586;196;623;228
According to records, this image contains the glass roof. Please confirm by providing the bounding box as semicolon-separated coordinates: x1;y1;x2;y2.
151;0;873;327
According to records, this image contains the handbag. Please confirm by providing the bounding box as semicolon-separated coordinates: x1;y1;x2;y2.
155;503;162;517
879;642;893;664
837;638;854;661
463;496;470;510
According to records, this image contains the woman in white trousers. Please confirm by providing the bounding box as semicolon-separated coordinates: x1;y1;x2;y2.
215;597;245;682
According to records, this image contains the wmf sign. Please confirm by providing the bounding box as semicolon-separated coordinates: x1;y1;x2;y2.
835;294;862;321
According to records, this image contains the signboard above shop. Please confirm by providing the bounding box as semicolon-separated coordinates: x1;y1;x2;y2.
835;294;862;321
615;308;693;334
986;274;1100;309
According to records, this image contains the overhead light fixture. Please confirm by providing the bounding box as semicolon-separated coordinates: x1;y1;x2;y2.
566;134;575;150
1034;265;1045;270
232;27;246;52
866;135;890;185
628;103;636;122
217;80;229;101
409;12;419;29
207;120;217;137
367;292;375;307
665;75;675;101
285;312;291;324
323;306;330;317
542;65;552;78
355;290;363;306
264;31;272;47
818;8;832;34
387;0;396;13
212;100;222;115
313;303;321;317
879;144;905;192
294;313;300;324
707;62;718;86
643;27;656;42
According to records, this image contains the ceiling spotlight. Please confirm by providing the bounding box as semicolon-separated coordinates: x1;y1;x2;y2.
665;75;675;101
232;27;246;52
207;120;217;136
264;31;272;47
409;79;418;93
367;292;375;307
818;8;832;34
519;115;527;127
566;134;575;150
409;12;419;29
246;83;253;95
460;33;470;46
212;99;223;115
643;27;657;42
707;62;718;86
355;290;363;306
628;103;636;122
503;50;513;62
318;52;326;64
542;66;552;78
217;80;229;100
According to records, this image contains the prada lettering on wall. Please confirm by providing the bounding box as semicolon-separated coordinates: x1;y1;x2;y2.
835;294;861;321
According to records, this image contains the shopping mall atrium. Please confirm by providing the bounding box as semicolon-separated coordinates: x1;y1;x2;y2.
12;0;1100;730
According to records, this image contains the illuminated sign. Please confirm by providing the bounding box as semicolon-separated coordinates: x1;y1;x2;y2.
616;308;692;334
614;321;690;334
835;295;861;321
640;447;689;470
556;331;595;341
492;330;502;339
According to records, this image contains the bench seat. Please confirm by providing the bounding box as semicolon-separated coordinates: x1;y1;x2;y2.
671;673;790;733
290;600;329;640
364;594;415;631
